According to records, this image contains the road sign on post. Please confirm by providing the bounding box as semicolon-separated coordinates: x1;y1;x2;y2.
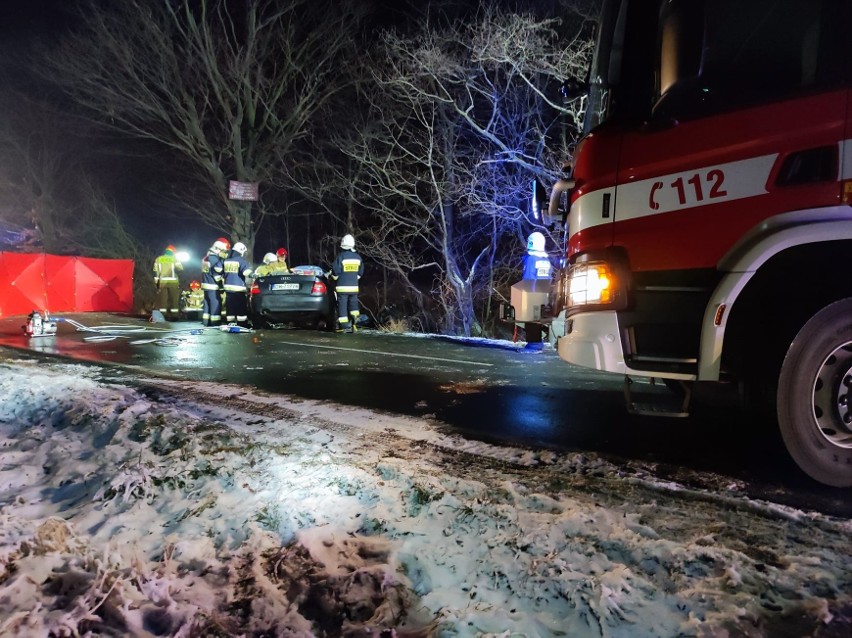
228;181;259;201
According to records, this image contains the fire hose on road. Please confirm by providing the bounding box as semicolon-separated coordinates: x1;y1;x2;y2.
22;311;253;345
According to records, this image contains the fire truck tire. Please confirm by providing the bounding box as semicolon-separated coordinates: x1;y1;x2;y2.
777;298;852;488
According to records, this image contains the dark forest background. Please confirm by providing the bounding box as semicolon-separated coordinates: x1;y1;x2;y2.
0;0;598;335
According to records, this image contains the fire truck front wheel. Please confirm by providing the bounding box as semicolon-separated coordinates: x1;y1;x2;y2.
777;298;852;488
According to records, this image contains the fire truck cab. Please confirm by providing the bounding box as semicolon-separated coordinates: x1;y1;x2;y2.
550;0;852;486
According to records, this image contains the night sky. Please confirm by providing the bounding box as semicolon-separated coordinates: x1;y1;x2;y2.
0;0;75;45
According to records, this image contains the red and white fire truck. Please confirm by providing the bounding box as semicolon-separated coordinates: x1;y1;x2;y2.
547;0;852;486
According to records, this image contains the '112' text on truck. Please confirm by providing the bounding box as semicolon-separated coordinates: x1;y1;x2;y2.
547;0;852;487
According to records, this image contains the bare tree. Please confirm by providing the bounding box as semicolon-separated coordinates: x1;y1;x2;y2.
340;5;591;335
0;91;136;253
38;0;365;258
0;92;70;253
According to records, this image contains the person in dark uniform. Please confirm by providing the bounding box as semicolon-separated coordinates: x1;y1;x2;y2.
521;231;553;351
222;241;253;327
201;238;228;326
330;233;364;333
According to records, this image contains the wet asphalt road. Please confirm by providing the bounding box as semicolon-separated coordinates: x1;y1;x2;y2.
0;312;848;516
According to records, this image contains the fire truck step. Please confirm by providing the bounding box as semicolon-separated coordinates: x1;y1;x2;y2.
627;398;690;418
624;377;691;418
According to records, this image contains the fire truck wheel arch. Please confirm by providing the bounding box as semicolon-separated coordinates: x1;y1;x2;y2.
776;298;852;488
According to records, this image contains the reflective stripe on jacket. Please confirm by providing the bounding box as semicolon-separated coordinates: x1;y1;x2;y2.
522;251;553;280
267;262;290;274
253;264;272;277
153;254;183;283
201;252;224;290
254;262;289;277
222;254;253;291
331;249;363;293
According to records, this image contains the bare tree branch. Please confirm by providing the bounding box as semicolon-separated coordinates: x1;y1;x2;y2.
335;4;590;335
38;0;364;258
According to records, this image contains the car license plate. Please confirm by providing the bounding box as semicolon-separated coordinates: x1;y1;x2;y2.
272;283;300;291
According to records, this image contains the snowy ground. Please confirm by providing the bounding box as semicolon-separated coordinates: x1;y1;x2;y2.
0;354;850;637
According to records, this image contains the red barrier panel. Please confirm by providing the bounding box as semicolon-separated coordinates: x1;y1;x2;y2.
0;252;134;317
0;253;46;314
44;254;77;310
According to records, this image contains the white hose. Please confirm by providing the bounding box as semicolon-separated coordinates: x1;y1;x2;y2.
55;317;214;343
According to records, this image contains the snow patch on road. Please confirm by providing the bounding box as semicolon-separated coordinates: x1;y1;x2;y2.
0;358;850;637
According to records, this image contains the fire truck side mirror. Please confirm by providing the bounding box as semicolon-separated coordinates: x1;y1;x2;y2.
531;178;549;222
546;178;576;227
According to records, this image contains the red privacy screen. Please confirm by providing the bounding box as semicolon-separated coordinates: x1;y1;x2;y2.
0;252;134;317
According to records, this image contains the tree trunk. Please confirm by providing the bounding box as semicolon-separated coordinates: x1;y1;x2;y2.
229;200;255;262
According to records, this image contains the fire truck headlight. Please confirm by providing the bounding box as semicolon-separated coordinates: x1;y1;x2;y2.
567;262;615;306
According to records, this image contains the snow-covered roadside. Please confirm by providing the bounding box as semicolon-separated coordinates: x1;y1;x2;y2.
0;357;849;637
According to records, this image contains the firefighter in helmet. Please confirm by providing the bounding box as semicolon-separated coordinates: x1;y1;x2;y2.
181;280;204;320
523;232;551;279
153;244;184;320
330;233;364;333
272;247;291;274
253;252;278;278
222;241;253;326
521;231;553;351
201;237;229;326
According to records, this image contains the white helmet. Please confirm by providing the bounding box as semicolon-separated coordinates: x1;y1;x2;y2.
526;231;545;253
212;239;228;252
263;252;277;265
232;242;248;256
340;234;355;250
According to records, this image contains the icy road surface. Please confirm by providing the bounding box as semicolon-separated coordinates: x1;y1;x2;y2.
0;313;848;519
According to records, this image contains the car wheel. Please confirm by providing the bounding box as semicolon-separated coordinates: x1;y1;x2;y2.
313;316;328;332
777;298;852;487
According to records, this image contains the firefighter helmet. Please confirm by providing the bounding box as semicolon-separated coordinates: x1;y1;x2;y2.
263;252;276;265
276;247;288;258
165;244;176;254
189;280;201;290
213;238;230;252
340;234;355;250
232;242;248;256
527;231;545;253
